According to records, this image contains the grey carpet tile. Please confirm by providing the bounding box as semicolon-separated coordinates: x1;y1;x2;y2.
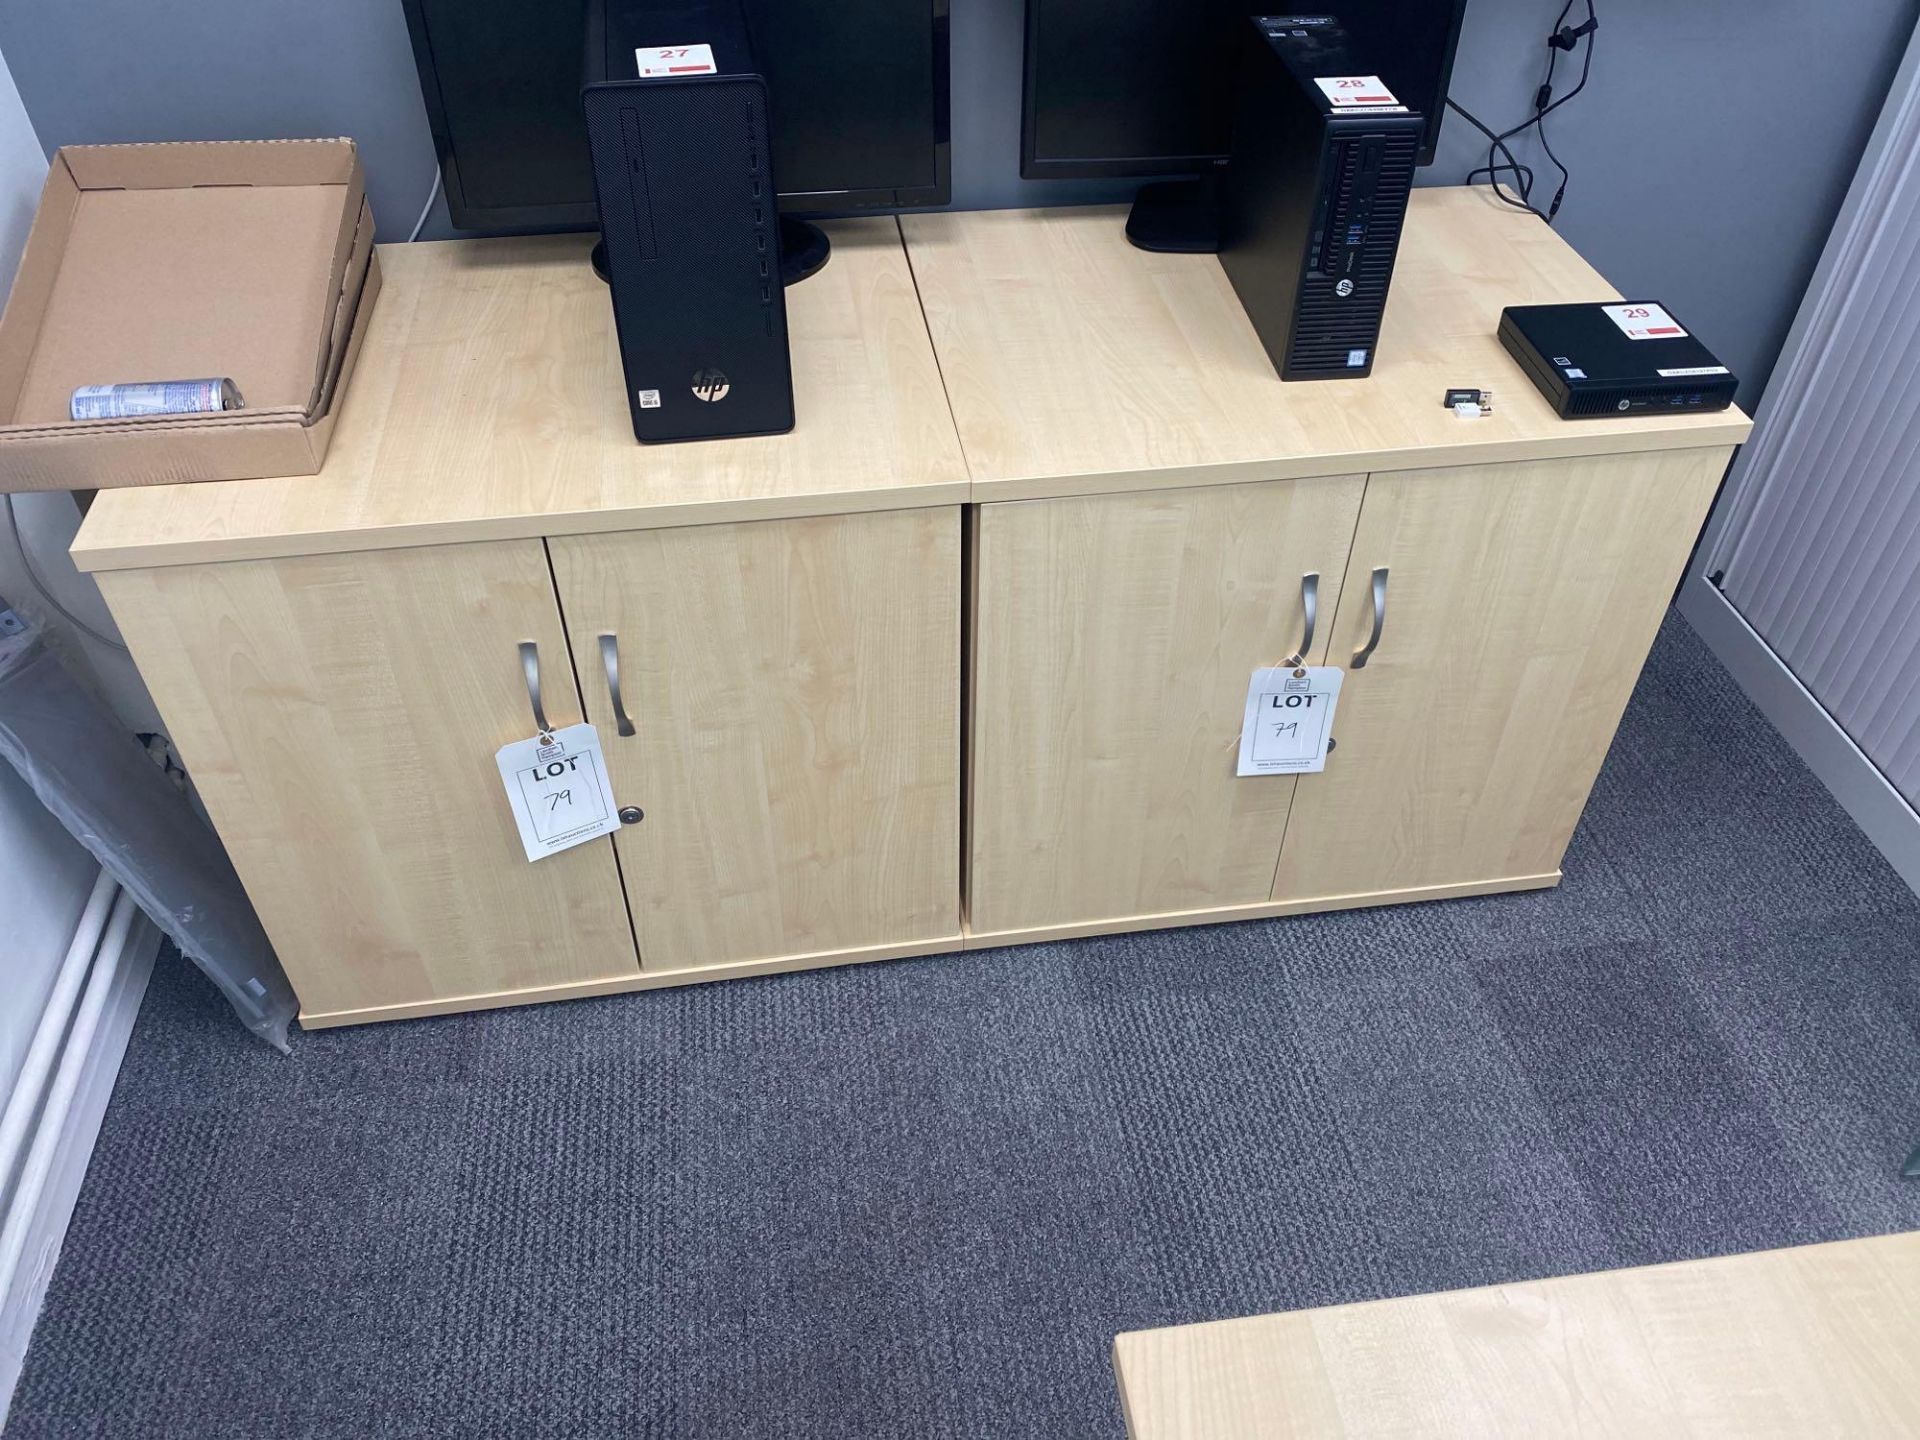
1674;910;1920;1228
1470;934;1841;1265
1268;906;1621;1291
1577;618;1916;936
9;610;1920;1440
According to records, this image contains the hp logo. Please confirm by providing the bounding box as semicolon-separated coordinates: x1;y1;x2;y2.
691;368;731;403
1335;278;1355;298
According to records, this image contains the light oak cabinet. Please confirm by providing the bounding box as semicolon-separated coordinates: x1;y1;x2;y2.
966;475;1365;937
550;508;961;973
73;197;1756;1026
906;197;1751;952
97;541;643;1020
966;447;1732;941
77;221;975;1027
101;509;964;1023
1272;449;1728;906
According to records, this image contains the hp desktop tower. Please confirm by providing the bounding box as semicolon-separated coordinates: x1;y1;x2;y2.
1219;16;1425;382
583;0;795;442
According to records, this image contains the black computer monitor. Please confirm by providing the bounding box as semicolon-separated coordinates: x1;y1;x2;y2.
400;0;949;264
1022;1;1466;248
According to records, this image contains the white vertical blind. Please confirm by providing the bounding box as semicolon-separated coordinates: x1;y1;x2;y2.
1709;20;1920;807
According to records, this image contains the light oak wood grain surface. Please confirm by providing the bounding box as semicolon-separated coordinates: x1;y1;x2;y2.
1272;446;1731;902
72;219;968;572
961;872;1560;951
550;508;962;972
903;189;1752;501
1114;1230;1920;1438
297;872;1566;1027
77;191;1758;1027
97;542;641;1017
967;476;1365;934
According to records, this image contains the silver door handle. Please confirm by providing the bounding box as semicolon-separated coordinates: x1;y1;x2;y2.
519;641;551;735
598;633;637;737
1351;567;1389;669
1285;572;1319;668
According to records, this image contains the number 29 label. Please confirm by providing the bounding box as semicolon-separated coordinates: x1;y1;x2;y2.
1602;302;1686;341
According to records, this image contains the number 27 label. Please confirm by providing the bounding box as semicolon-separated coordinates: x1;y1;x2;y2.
636;43;717;77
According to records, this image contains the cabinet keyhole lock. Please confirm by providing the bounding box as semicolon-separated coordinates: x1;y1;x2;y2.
619;806;644;825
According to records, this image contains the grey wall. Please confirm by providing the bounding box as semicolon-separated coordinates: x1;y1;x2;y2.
0;0;443;244
1428;0;1920;403
3;0;1915;404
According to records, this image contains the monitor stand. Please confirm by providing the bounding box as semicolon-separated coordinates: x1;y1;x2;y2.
777;218;831;284
589;217;831;287
1125;175;1223;254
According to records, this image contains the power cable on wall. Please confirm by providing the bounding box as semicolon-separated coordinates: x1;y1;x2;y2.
408;167;442;243
1446;0;1598;223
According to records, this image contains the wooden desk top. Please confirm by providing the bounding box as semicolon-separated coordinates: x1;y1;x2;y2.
1113;1231;1920;1438
73;218;968;572
76;191;1755;572
903;188;1752;502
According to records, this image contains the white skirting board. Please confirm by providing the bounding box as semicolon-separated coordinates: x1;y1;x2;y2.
0;902;159;1430
1678;574;1920;899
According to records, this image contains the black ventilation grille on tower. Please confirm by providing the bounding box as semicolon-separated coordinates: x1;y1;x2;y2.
1218;17;1427;383
583;0;795;443
1288;129;1418;376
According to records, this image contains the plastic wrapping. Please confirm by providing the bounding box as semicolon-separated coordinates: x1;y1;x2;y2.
0;619;295;1050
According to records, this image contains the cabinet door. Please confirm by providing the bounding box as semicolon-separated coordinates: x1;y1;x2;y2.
98;542;641;1020
549;508;961;972
1272;448;1731;904
968;475;1367;937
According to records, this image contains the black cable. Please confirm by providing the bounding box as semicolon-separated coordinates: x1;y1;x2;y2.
1536;5;1594;217
1531;0;1595;217
1535;0;1597;126
1447;98;1544;218
1451;0;1597;223
1535;114;1571;218
1446;99;1537;208
1531;3;1575;216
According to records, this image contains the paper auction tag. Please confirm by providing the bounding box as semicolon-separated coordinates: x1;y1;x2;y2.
1315;75;1403;109
1602;302;1686;340
636;43;716;77
1237;667;1343;776
496;723;622;862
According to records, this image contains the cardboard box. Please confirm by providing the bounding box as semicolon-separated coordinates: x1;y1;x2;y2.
0;139;380;492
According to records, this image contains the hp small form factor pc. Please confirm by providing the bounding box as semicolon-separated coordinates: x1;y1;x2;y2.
1218;16;1424;381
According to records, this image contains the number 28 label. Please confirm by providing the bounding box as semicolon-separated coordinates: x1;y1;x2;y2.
1315;75;1401;108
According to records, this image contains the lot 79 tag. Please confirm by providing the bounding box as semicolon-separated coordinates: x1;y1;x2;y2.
1237;666;1343;776
495;723;622;862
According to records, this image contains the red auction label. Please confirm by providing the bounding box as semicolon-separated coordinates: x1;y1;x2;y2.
1603;303;1687;341
1315;76;1401;107
636;44;716;77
